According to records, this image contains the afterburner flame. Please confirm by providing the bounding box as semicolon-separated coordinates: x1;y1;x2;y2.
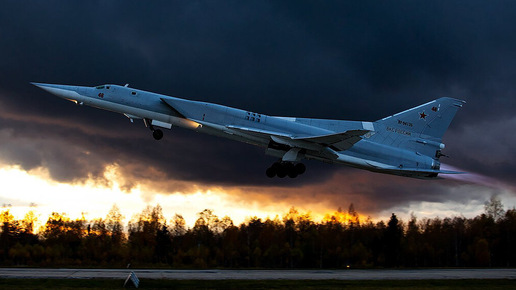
441;164;505;188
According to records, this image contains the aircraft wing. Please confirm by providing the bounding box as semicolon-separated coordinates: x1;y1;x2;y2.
225;125;293;139
160;96;370;153
226;125;370;153
160;98;187;118
293;129;370;151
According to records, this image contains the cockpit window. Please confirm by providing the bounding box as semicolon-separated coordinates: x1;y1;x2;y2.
96;85;105;89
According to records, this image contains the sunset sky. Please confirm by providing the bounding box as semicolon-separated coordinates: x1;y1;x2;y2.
1;1;516;227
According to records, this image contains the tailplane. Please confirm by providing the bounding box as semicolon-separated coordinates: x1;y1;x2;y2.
376;97;465;140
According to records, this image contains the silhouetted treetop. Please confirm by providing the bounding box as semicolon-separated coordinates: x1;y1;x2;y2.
1;202;516;268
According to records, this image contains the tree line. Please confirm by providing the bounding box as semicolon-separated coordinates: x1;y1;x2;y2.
1;197;515;268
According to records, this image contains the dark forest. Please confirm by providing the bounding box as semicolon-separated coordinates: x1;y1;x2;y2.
1;197;515;269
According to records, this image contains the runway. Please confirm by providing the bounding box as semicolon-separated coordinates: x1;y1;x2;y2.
1;268;515;280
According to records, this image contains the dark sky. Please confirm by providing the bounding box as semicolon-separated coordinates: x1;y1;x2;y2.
1;1;515;216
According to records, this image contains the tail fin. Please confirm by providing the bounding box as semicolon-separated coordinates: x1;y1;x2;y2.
376;97;465;140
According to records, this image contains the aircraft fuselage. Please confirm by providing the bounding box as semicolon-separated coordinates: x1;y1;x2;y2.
32;83;465;179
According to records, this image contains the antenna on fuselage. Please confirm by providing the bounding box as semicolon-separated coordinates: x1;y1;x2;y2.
124;83;129;87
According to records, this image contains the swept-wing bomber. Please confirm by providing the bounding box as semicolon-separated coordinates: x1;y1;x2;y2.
32;83;465;179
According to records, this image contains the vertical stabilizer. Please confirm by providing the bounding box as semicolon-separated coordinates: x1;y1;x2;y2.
376;97;465;140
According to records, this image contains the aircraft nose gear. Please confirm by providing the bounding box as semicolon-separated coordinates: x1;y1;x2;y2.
152;129;163;140
144;118;164;140
266;162;306;178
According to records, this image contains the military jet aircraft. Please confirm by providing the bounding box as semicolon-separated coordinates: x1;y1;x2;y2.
32;83;465;179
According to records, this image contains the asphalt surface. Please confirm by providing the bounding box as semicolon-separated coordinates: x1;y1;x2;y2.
1;268;516;280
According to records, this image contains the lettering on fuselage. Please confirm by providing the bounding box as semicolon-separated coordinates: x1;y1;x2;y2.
386;126;412;136
397;119;413;127
245;112;262;123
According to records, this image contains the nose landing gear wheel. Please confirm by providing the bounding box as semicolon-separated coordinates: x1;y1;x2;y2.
152;129;163;140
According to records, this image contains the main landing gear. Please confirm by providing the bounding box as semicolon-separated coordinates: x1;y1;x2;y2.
266;162;306;178
144;118;163;140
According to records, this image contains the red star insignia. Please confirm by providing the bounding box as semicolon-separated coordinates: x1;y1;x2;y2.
431;106;438;112
419;112;427;119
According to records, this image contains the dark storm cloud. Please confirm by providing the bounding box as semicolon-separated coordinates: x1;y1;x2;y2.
1;1;516;212
446;117;516;185
0;99;331;186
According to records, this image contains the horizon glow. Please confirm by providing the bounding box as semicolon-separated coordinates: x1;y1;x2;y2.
1;163;514;230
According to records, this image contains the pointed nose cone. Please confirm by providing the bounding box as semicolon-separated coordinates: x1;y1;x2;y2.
31;82;75;92
31;82;83;100
31;82;51;91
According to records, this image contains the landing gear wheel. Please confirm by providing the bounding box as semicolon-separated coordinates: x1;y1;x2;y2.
284;163;297;178
276;164;287;178
295;163;306;175
266;167;276;178
288;171;298;178
153;129;163;140
266;161;306;178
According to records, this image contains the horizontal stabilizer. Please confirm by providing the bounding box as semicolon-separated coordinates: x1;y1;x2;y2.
372;165;464;179
366;160;465;174
395;168;465;175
